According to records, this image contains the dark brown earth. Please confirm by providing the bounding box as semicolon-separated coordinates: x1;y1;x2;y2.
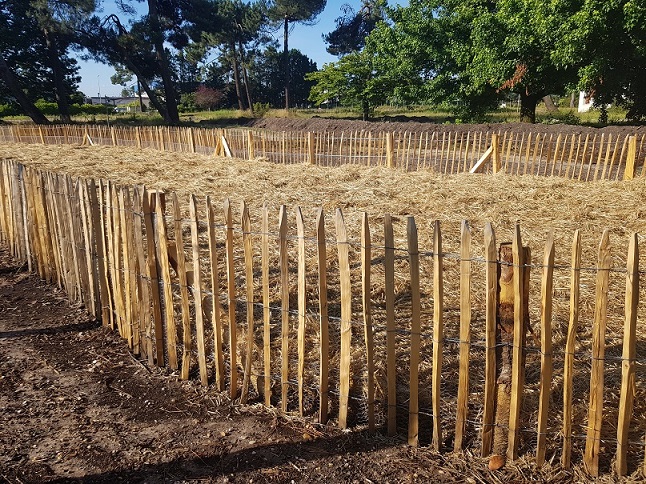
245;116;646;138
1;242;592;483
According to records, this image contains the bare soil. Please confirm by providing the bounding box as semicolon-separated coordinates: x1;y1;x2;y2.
246;116;646;138
1;247;586;484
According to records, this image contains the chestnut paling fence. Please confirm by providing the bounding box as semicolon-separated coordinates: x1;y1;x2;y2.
0;124;645;179
3;158;646;477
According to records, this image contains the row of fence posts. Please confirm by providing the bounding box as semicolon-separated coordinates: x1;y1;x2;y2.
2;125;643;179
0;157;645;477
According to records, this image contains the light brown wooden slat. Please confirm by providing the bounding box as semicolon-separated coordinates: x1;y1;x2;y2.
296;207;306;415
173;193;192;380
507;224;525;461
241;201;255;402
536;233;555;467
207;197;225;390
224;198;238;399
316;208;329;423
616;233;638;476
432;220;443;451
583;229;611;477
190;195;208;386
481;223;497;456
454;220;471;452
335;208;352;430
361;212;375;432
407;215;421;447
279;205;289;412
561;230;581;469
262;204;271;405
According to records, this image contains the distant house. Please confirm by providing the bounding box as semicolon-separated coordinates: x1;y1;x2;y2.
578;91;593;113
89;95;151;112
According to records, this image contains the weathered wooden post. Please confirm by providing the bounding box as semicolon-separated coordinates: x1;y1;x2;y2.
492;133;501;173
386;132;395;168
247;131;254;159
624;135;637;180
488;234;530;471
308;132;315;165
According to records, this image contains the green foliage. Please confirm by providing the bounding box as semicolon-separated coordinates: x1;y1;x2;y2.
252;102;271;117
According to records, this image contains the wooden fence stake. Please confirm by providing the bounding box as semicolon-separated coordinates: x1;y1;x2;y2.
507;224;528;462
454;220;471;452
624;136;637;180
279;205;289;412
172;193;192;380
308;132;315;165
481;223;497;457
207;197;225;390
336;208;352;429
562;230;581;469
616;233;638;476
190;195;208;386
247;131;254;159
241;201;255;403
407;215;421;446
492;133;501;173
386;132;395;168
583;229;611;477
224;198;238;399
361;212;375;432
432;220;444;451
262;204;271;405
296;207;306;415
384;214;397;436
155;192;178;370
536;233;555;467
316;208;329;423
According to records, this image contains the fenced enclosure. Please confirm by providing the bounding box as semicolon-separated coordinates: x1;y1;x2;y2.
0;124;645;180
3;155;646;478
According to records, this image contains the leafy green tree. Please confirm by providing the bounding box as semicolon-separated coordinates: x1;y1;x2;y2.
357;0;591;122
323;0;387;56
268;0;326;109
556;0;646;121
307;48;388;120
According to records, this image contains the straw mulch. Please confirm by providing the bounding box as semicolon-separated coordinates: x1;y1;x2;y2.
3;142;646;481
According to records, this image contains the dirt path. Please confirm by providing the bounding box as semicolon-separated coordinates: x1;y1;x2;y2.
0;244;592;483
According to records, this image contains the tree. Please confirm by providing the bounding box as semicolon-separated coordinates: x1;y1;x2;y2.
253;46;317;107
29;0;96;122
268;0;326;109
323;0;387;56
307;49;387;120
194;85;225;110
0;0;90;123
363;0;577;122
556;0;646;121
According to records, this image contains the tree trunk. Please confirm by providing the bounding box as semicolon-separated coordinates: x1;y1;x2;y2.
542;95;559;114
361;98;369;121
230;44;245;111
137;79;145;112
0;56;49;124
124;59;169;121
283;16;290;110
147;0;180;124
519;92;541;123
238;41;254;114
43;29;72;123
569;92;576;108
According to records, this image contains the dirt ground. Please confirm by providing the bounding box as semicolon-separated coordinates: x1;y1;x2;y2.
246;116;646;138
0;250;590;484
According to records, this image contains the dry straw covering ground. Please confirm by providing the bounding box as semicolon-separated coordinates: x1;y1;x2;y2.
3;140;646;479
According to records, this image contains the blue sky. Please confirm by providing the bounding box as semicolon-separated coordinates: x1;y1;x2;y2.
76;0;352;97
